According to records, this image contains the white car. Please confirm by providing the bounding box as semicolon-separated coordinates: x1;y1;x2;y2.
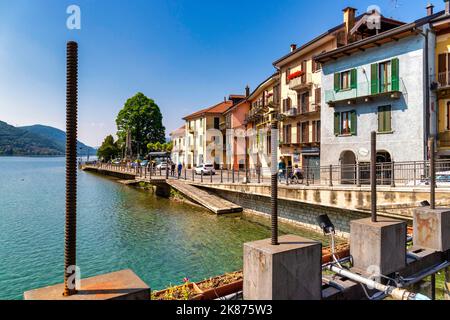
406;171;450;187
156;161;170;170
195;164;216;175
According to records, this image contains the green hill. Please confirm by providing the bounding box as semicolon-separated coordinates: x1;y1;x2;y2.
0;121;96;156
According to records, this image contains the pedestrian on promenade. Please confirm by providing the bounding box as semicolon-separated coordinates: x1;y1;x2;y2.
177;163;183;179
278;157;286;182
171;162;176;176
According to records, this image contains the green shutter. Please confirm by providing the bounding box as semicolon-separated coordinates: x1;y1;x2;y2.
391;58;399;91
378;106;392;132
371;63;379;95
334;73;340;92
334;112;341;136
350;110;357;135
350;69;357;89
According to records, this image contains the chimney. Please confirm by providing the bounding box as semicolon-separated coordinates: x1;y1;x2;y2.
245;85;250;97
290;44;297;52
343;7;357;44
446;0;450;15
427;3;434;16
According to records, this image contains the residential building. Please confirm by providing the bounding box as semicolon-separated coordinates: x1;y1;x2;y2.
273;7;404;172
245;73;280;175
223;89;251;170
433;1;450;158
315;8;440;181
183;96;244;168
169;125;186;166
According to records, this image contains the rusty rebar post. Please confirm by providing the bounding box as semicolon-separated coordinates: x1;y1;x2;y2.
429;137;436;209
271;119;279;245
63;41;78;297
371;131;377;222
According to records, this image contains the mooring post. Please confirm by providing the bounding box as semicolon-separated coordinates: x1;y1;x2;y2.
165;156;169;180
258;166;261;184
232;168;235;183
238;169;240;183
192;168;194;182
210;170;213;183
270;119;279;245
220;167;223;183
371;131;377;222
201;170;203;183
429;137;436;209
63;41;78;297
184;168;187;180
305;166;309;186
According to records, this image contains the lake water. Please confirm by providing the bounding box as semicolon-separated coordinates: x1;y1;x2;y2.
0;157;330;300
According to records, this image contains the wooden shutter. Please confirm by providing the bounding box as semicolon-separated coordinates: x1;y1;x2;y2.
305;92;310;112
334;112;341;136
301;60;307;83
371;63;379;95
297;123;301;143
350;68;357;89
287;97;291;110
350;110;357;135
378;106;392;132
391;58;400;91
315;88;321;110
334;73;340;92
312;121;316;142
282;99;287;112
438;53;447;86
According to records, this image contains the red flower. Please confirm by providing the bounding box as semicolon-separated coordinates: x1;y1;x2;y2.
287;70;304;80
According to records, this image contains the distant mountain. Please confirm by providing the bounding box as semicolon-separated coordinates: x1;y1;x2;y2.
0;121;96;156
20;125;97;156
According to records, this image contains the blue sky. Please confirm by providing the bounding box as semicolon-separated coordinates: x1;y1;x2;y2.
0;0;436;146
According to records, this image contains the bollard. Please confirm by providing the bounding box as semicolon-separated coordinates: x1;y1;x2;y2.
184;169;187;180
63;41;78;297
371;131;377;222
201;170;203;183
329;165;333;187
286;167;289;186
232;169;235;184
429;137;436;209
305;167;309;186
220;168;223;183
238;169;240;183
210;170;213;183
227;169;229;183
192;168;195;182
258;167;261;184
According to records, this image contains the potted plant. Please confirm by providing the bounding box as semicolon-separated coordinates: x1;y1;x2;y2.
195;271;243;300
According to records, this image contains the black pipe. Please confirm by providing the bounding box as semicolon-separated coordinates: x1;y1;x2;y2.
371;131;377;222
271;120;279;245
64;41;78;296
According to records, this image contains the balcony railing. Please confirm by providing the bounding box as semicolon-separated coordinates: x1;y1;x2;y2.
438;72;450;89
325;79;404;105
289;73;313;91
283;108;298;117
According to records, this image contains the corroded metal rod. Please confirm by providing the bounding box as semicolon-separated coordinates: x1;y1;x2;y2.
371;131;377;222
64;41;78;296
429;137;436;209
271;119;279;245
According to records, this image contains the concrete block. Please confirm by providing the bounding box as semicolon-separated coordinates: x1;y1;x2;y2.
413;208;450;252
243;234;322;300
350;218;406;275
24;269;150;300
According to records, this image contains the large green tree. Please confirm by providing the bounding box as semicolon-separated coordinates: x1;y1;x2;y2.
97;135;120;161
116;92;166;156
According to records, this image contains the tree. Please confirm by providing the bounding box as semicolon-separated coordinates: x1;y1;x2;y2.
116;92;166;156
147;141;173;152
97;135;120;161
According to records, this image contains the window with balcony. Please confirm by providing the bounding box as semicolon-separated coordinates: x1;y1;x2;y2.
438;53;450;87
334;110;357;136
300;122;309;143
312;120;321;142
334;69;357;92
371;58;399;94
298;92;309;114
282;98;292;113
378;105;392;133
283;125;292;144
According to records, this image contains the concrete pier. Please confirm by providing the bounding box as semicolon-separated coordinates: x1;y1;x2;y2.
243;235;322;300
350;217;406;275
24;269;150;300
413;208;450;252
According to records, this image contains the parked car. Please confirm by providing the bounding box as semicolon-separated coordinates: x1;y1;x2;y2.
406;171;450;187
156;161;170;170
195;163;216;175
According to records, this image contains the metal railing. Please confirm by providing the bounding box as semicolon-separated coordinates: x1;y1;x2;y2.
87;159;450;188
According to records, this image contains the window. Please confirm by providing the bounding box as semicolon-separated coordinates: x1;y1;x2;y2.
284;125;292;144
314;88;321;110
334;111;357;136
379;61;392;93
371;58;399;94
282;98;291;113
334;69;357;92
299;92;309;114
378;105;392;133
312;120;321;142
214;117;220;130
341;71;351;90
301;122;309;143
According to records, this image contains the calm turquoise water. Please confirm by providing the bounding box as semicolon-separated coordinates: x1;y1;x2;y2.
0;157;328;300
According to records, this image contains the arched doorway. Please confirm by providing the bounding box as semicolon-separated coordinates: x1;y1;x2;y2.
376;150;392;185
340;151;357;184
